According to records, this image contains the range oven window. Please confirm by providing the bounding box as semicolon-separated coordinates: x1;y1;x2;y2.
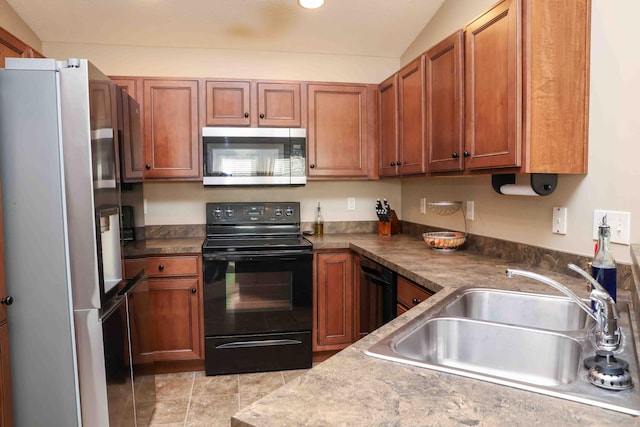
225;269;293;312
203;252;312;336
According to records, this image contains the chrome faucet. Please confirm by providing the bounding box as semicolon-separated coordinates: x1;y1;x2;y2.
505;264;621;351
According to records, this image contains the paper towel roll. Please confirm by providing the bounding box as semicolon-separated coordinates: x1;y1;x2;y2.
499;184;540;196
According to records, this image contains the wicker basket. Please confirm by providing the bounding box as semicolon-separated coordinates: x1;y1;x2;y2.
422;231;466;251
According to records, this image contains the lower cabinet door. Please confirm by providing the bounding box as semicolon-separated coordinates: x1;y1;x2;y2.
149;278;202;361
314;251;356;351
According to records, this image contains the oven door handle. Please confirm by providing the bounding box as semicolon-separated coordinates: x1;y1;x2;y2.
203;252;311;262
216;339;303;349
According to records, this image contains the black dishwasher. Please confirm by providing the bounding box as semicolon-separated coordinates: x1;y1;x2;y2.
359;257;397;336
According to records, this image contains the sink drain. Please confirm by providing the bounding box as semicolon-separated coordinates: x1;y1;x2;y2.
585;351;634;391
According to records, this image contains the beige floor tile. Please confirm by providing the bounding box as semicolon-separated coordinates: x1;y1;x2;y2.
187;394;238;424
238;371;285;394
156;377;194;401
192;374;238;397
149;398;189;425
238;390;272;409
186;419;230;427
282;369;308;383
155;371;196;380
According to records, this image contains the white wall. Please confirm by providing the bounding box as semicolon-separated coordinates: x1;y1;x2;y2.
43;42;398;83
0;0;41;51
400;0;640;264
142;180;402;226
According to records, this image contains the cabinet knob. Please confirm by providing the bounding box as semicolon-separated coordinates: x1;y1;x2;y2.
396;161;402;166
463;151;471;158
390;162;396;166
244;112;249;118
452;152;459;159
191;288;197;294
1;296;13;306
158;264;164;271
412;297;421;305
145;164;151;170
259;113;265;119
309;164;315;169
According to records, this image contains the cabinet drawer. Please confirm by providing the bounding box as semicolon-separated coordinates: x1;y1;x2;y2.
124;258;146;279
147;256;198;277
397;276;433;309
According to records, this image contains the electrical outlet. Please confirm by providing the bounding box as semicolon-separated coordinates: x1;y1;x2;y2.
466;201;474;221
143;199;148;215
347;197;356;211
593;210;631;245
420;198;427;214
552;207;567;235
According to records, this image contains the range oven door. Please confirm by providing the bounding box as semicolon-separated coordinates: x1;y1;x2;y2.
202;250;312;375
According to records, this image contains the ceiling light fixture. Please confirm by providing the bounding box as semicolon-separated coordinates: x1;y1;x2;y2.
298;0;325;9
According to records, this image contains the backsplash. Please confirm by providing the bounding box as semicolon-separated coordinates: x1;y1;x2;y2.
402;221;634;292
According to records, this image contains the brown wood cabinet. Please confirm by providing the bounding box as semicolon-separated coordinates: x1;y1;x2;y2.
205;80;302;127
307;84;377;179
143;79;201;180
426;30;465;172
313;250;357;351
397;276;433;313
144;255;203;362
0;181;13;427
464;0;590;173
378;75;398;177
379;57;426;176
111;78;145;182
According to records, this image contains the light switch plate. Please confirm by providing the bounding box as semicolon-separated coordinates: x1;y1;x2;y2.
593;210;631;245
552;207;567;235
466;201;475;221
420;198;427;214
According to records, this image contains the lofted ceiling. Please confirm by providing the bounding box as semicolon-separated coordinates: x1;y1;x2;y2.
8;0;445;58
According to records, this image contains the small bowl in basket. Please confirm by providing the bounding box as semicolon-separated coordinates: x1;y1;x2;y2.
422;231;466;251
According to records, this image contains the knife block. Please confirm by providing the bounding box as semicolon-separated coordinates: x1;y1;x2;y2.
378;210;401;236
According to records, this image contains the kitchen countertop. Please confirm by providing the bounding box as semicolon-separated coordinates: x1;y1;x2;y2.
232;233;640;426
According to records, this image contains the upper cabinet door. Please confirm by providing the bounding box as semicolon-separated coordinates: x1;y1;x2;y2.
397;57;426;175
378;75;398;177
205;80;251;126
257;82;301;127
426;30;465;172
307;84;369;178
111;78;144;182
143;79;200;179
465;0;521;170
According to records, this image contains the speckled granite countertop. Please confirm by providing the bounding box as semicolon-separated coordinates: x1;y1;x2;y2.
232;234;640;426
123;238;203;257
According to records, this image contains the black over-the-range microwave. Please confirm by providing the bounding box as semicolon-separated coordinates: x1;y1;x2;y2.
202;127;306;186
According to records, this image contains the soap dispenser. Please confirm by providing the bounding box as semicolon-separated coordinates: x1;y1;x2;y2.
592;215;617;302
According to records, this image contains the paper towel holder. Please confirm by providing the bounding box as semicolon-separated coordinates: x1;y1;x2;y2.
492;173;557;196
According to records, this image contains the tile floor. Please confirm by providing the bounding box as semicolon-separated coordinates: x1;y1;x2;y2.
148;369;309;426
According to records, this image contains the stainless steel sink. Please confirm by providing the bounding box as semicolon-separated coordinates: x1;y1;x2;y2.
444;288;591;331
393;317;582;387
365;286;640;416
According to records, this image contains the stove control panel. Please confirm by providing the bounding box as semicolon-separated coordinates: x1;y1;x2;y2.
206;202;300;224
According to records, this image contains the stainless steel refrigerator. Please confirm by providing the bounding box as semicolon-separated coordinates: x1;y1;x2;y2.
0;58;143;426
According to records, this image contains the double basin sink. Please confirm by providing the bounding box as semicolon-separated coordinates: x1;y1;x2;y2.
365;286;640;415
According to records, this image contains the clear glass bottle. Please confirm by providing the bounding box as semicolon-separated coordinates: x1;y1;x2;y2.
313;202;324;235
591;215;617;303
